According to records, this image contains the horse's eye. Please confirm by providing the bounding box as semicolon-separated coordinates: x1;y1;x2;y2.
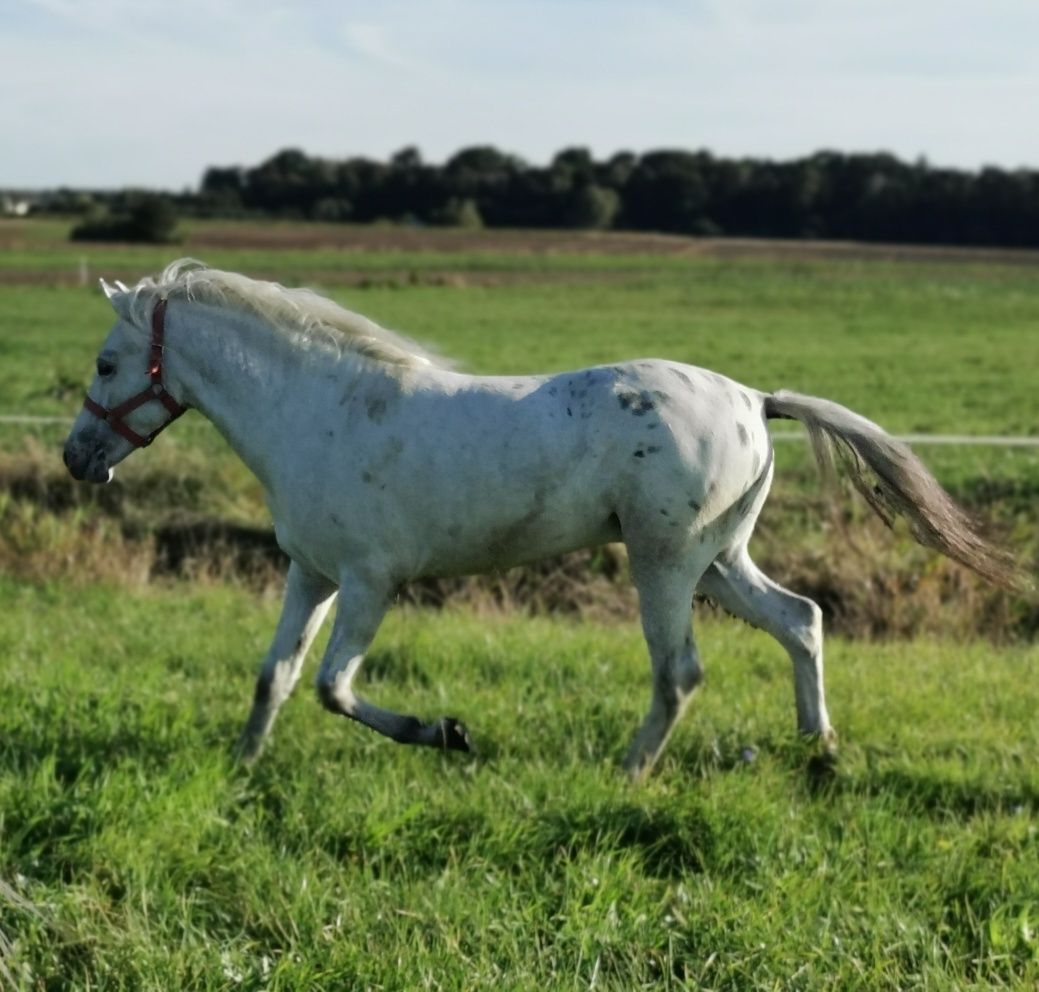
97;359;116;377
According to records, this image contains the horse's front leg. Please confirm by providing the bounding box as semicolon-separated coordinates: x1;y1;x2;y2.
236;561;337;763
315;572;472;752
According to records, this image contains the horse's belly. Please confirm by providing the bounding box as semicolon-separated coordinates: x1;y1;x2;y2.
418;495;622;578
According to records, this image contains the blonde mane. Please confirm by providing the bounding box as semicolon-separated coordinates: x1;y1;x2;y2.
124;259;438;368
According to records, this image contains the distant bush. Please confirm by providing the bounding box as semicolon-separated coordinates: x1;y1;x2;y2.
565;184;621;229
70;195;179;243
432;197;483;229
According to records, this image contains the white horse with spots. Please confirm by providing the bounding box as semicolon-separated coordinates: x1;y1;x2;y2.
63;261;1021;779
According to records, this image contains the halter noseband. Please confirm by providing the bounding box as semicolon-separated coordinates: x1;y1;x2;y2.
83;297;188;448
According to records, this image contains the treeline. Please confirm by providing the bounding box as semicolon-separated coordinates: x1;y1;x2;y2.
30;145;1039;247
195;145;1039;247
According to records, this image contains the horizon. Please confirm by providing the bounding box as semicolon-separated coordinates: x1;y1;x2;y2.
4;0;1039;189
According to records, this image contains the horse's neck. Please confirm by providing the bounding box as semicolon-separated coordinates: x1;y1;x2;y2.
165;301;358;490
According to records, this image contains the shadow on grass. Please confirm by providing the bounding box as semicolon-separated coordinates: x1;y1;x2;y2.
247;786;713;882
804;762;1038;819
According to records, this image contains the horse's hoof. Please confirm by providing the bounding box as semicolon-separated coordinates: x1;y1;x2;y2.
439;717;472;752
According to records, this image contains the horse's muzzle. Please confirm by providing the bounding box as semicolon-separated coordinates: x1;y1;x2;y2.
63;441;113;484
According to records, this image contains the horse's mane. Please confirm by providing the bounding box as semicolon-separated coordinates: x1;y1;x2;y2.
124;259;440;368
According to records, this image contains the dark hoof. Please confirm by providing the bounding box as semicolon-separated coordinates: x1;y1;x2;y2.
438;717;472;752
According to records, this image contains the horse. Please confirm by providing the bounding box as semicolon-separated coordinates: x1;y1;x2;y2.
62;260;1022;779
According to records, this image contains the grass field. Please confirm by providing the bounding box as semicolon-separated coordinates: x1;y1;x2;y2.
0;219;1037;988
0;580;1037;990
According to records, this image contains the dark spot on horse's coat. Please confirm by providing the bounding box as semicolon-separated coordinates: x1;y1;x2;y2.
646;422;659;430
366;396;388;423
687;498;701;511
512;383;524;390
652;390;669;402
362;471;375;484
633;449;646;458
740;391;753;410
659;508;669;516
646;445;661;454
549;386;558;396
330;513;341;526
618;390;655;416
737;424;749;446
567;407;573;417
669;367;693;387
326;430;334;438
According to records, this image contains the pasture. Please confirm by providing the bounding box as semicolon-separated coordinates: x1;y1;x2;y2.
0;219;1037;988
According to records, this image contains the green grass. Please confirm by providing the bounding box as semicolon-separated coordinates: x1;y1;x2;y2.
3;241;1038;487
4;256;1038;431
0;579;1036;989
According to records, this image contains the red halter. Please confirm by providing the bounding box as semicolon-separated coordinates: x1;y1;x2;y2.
83;298;188;448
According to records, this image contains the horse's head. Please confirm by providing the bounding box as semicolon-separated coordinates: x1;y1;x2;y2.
63;279;187;483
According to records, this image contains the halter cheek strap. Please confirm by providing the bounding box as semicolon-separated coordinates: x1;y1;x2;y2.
82;298;188;448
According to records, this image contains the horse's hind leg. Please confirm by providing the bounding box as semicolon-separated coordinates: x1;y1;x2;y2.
315;572;472;752
624;552;710;781
698;545;834;746
236;562;337;763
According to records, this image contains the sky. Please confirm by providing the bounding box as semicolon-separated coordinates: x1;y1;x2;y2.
3;0;1039;190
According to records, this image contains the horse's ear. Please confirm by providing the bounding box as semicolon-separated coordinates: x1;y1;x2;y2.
99;278;134;322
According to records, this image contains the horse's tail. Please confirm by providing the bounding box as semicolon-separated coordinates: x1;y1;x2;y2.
764;389;1029;593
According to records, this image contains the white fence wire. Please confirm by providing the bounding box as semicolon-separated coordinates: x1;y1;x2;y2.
3;415;1037;447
